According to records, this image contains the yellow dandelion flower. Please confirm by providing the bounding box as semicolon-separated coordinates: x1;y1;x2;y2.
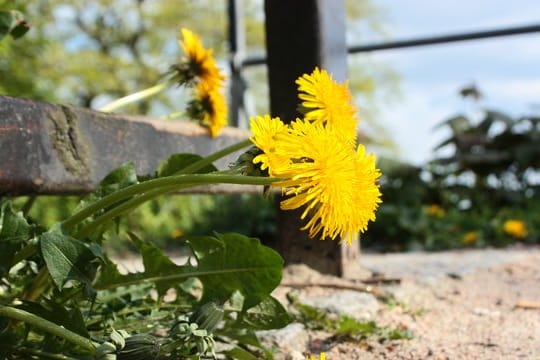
171;229;184;238
296;67;358;144
177;28;225;89
426;204;445;218
187;83;228;137
462;231;478;246
503;219;528;239
250;115;290;172
250;116;381;244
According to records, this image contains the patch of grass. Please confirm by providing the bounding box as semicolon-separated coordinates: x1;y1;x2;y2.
384;299;426;318
290;299;413;342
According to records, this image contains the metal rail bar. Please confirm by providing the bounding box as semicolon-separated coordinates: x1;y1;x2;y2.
240;23;540;67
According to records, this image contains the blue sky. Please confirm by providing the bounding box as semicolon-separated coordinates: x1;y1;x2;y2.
357;0;540;165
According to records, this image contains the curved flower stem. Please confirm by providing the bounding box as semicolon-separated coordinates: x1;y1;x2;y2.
74;184;183;239
16;347;79;360
22;266;50;301
74;174;277;239
161;111;187;120
179;139;252;175
63;174;276;232
0;306;96;352
62;141;253;231
99;82;170;112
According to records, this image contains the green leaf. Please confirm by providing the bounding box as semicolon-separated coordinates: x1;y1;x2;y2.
40;232;99;288
219;328;273;359
98;161;139;195
10;22;29;39
0;10;29;41
188;233;283;309
16;301;89;338
9;19;30;39
236;296;291;330
222;346;260;360
129;232;186;296
157;153;217;177
0;201;33;243
71;162;139;233
0;11;13;40
0;201;34;276
95;233;283;310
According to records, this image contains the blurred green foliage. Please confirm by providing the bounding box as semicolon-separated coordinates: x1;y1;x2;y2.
364;87;540;251
3;0;398;254
0;0;399;129
18;193;276;254
20;92;540;253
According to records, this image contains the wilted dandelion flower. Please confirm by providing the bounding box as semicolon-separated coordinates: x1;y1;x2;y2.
175;28;225;89
250;116;381;244
296;67;358;144
503;219;528;239
187;83;228;137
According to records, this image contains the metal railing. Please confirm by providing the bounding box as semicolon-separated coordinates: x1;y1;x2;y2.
227;0;540;127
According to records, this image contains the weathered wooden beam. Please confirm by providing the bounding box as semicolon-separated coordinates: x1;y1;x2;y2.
0;95;252;195
265;0;365;278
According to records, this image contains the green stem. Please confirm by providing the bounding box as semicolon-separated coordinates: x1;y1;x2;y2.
0;306;96;352
161;110;186;120
62;167;263;231
75;184;182;239
86;303;187;328
74;174;276;238
99;82;170;112
21;196;36;216
160;338;184;355
16;347;79;360
22;266;50;301
178;139;252;175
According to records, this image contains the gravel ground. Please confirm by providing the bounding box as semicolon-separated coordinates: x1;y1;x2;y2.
270;246;540;360
115;246;540;359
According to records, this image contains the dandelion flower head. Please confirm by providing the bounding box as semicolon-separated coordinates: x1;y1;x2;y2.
187;83;228;137
177;28;225;89
250;116;381;244
250;115;290;172
503;219;528;239
296;67;358;144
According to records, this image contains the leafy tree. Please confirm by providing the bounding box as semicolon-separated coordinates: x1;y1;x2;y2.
3;0;400;248
1;0;399;125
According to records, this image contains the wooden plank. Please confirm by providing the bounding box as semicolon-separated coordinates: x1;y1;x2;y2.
0;95;253;195
265;0;366;278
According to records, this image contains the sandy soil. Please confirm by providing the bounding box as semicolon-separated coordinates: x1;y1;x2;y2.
273;247;540;360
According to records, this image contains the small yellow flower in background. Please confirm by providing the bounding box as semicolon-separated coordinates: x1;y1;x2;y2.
296;67;358;144
308;352;326;360
187;83;228;137
426;204;445;218
250;116;381;245
503;219;528;239
171;229;184;238
462;231;478;246
175;28;228;137
176;28;225;89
